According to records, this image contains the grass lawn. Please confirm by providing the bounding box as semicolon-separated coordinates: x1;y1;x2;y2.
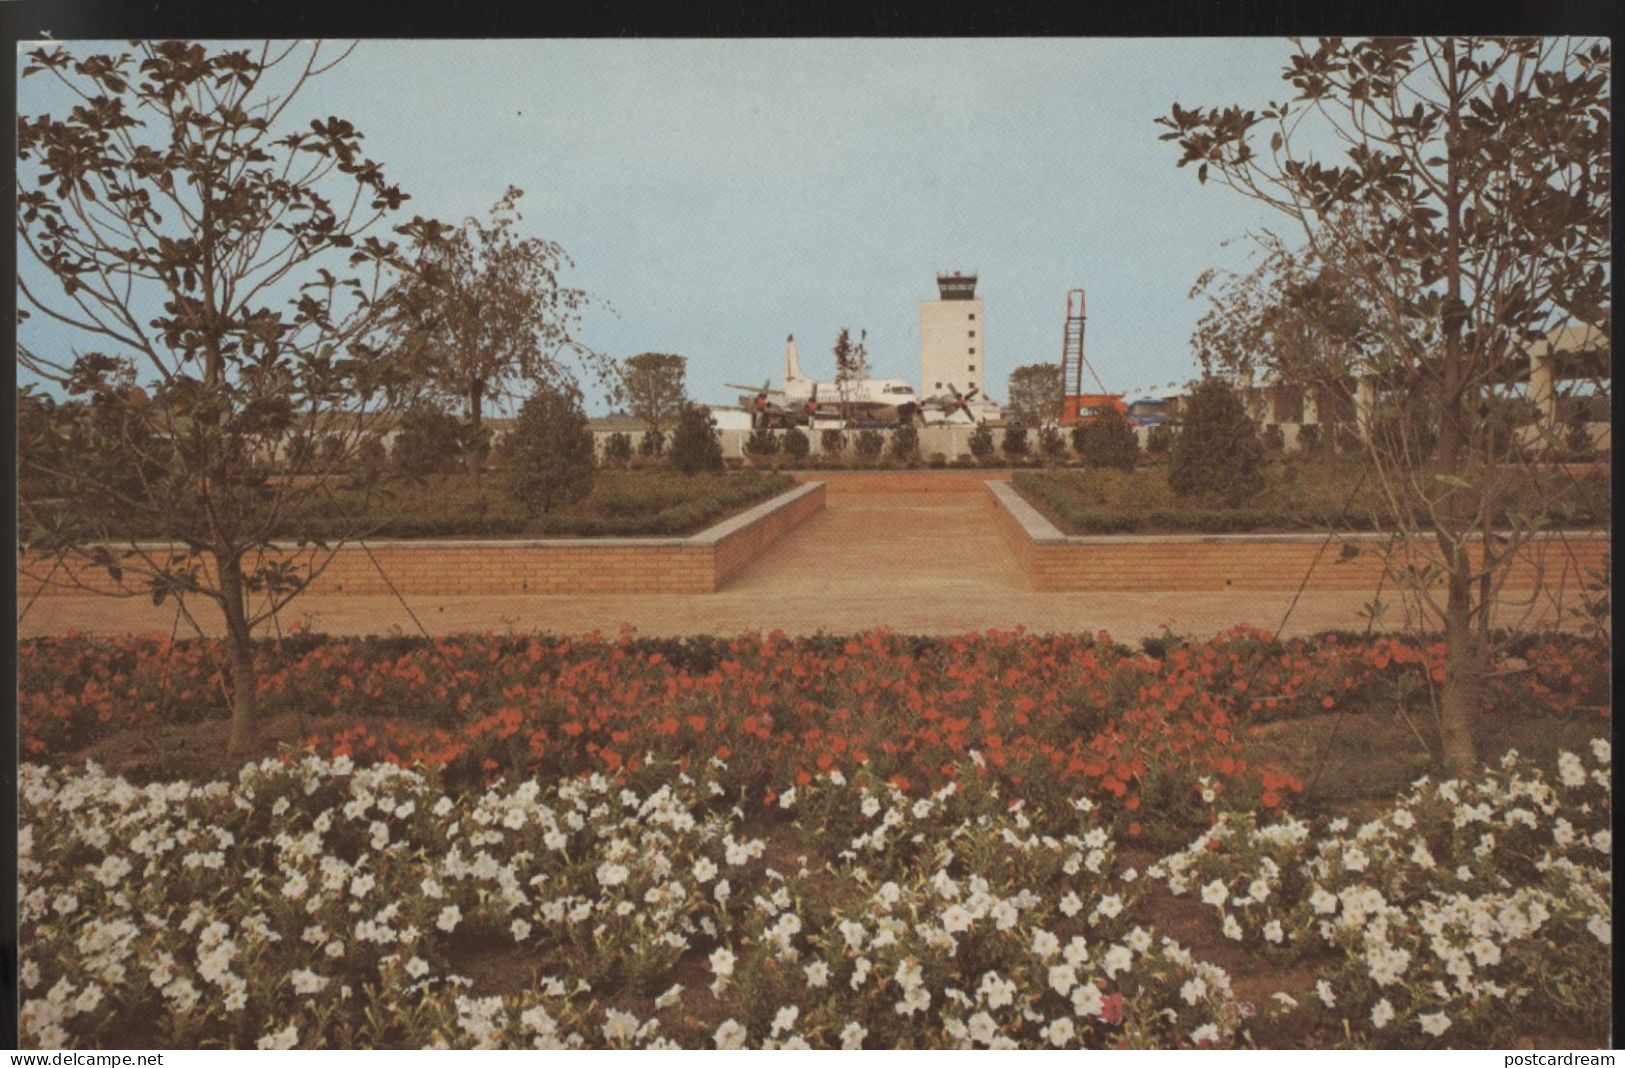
1012;460;1610;535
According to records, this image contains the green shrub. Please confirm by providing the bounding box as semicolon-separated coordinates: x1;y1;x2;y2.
1294;423;1320;454
967;424;995;460
1169;377;1264;502
603;431;633;466
637;428;665;458
356;436;388;472
854;428;885;461
1146;423;1175;455
927;452;947;468
1037;423;1067;461
1001;424;1028;458
504;389;595;515
1565;409;1594;457
819;428;847;459
391;407;464;475
781;427;810;462
744;427;781;460
889;423;919;461
669;403;724;476
1074;408;1139;471
1261;423;1286;452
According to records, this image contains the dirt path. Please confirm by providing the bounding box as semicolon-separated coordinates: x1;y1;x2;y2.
18;484;1398;642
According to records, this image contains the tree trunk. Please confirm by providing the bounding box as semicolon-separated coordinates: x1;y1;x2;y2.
1432;39;1479;776
217;549;260;759
1438;549;1484;773
467;379;485;480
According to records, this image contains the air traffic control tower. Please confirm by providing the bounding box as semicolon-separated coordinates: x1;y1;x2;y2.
920;271;984;400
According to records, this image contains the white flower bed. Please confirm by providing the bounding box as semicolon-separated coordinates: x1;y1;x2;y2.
20;757;1239;1049
1152;740;1612;1047
20;739;1611;1048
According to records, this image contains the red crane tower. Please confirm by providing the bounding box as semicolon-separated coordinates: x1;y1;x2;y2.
1056;288;1126;426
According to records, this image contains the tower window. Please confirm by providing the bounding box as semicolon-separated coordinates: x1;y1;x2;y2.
968;330;976;337
968;364;976;373
968;347;976;355
968;312;976;320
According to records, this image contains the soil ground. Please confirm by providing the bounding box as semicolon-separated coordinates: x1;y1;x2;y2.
18;481;1567;643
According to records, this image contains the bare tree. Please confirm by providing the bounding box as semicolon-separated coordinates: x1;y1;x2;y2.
17;40;442;756
1159;37;1611;769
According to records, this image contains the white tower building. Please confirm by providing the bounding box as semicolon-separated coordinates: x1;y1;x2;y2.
920;272;984;399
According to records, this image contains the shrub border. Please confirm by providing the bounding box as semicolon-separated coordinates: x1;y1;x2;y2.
988;480;1609;593
18;483;826;598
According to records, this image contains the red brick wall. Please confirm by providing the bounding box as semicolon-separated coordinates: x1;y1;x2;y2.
793;470;1012;494
17;485;825;599
990;485;1609;594
713;483;826;585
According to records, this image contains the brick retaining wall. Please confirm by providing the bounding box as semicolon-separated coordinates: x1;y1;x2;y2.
791;469;1012;494
988;481;1609;594
17;484;825;599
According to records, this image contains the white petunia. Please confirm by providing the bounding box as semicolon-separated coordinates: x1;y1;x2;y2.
1370;999;1394;1029
714;1019;747;1049
1418;1011;1451;1037
771;1006;799;1036
256;1023;299;1050
1043;1017;1077;1047
290;969;328;995
1200;880;1229;907
436;905;462;933
709;947;736;978
839;1022;867;1049
1103;944;1133;978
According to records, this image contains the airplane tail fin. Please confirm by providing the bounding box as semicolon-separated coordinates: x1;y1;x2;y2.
785;334;805;383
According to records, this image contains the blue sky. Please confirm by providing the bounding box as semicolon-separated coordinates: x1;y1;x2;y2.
18;38;1301;413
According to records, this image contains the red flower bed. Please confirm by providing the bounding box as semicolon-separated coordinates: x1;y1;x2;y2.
19;627;1609;825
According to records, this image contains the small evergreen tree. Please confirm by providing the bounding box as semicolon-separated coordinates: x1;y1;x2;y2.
505;388;595;515
669;403;724;475
782;427;811;462
889;423;920;462
744;427;781;460
603;431;633;466
1146;423;1175;455
1038;423;1067;461
638;427;665;458
820;428;848;458
855;428;885;461
1001;424;1029;458
392;407;465;476
968;424;995;460
1565;406;1594;457
1169;376;1264;501
1076;408;1139;471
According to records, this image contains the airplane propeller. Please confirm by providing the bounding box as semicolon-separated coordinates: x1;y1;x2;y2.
945;384;981;423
